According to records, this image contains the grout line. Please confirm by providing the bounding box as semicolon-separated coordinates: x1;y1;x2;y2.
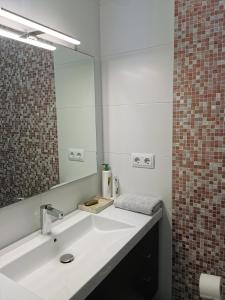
104;152;172;158
102;101;173;107
56;105;96;109
101;42;173;60
57;104;103;109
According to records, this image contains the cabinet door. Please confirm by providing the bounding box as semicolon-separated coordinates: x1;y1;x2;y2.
86;223;159;300
132;224;159;299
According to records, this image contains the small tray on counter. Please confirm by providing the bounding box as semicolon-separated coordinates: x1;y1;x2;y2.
78;196;114;214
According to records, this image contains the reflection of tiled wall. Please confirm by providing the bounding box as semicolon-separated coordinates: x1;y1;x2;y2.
0;38;59;208
172;1;225;299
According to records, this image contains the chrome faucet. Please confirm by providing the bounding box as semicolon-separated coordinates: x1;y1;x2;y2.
40;204;64;235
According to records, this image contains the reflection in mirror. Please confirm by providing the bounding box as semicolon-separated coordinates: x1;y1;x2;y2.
0;35;97;208
54;47;97;185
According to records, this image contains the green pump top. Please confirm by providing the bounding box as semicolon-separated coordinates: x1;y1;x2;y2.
102;163;110;171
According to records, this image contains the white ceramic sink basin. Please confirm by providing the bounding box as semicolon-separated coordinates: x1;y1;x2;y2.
0;207;162;300
0;214;135;300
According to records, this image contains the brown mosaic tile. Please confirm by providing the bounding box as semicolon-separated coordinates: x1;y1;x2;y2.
0;37;59;208
173;0;225;299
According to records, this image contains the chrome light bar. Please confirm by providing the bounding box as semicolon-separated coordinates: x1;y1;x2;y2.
0;8;81;46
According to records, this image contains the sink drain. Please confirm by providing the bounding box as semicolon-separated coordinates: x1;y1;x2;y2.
60;253;75;264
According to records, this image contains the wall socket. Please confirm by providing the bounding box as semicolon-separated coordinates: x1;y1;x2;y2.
68;148;84;162
131;153;155;169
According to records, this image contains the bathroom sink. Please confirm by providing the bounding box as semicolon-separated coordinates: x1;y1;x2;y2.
0;214;135;300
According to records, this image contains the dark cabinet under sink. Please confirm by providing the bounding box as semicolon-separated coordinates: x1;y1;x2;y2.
86;224;159;300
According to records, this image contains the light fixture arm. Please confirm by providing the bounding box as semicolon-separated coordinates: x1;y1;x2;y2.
20;30;44;39
0;27;56;51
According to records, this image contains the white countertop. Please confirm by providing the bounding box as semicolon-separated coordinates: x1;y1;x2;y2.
0;273;41;300
0;206;162;300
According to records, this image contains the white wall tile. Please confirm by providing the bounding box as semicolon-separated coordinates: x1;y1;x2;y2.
100;1;174;298
103;103;173;157
104;152;172;211
100;0;174;56
102;45;174;105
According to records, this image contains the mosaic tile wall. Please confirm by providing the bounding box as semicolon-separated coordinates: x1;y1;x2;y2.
172;0;225;299
0;37;59;208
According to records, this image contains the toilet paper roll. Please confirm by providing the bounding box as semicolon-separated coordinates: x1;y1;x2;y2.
199;273;223;300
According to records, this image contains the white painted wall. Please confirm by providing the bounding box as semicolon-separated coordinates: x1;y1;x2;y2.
100;0;174;299
0;0;103;250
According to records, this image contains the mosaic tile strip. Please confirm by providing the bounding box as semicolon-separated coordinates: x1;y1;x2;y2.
0;37;59;208
172;0;225;299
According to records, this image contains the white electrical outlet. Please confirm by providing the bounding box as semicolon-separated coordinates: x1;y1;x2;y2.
131;153;142;168
68;148;84;162
131;153;155;169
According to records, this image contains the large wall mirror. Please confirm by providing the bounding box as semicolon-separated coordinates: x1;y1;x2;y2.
0;31;97;208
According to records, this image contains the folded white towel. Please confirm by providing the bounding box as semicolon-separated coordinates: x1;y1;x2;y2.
114;193;162;215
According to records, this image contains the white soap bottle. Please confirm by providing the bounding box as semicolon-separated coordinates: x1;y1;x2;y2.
102;163;112;198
